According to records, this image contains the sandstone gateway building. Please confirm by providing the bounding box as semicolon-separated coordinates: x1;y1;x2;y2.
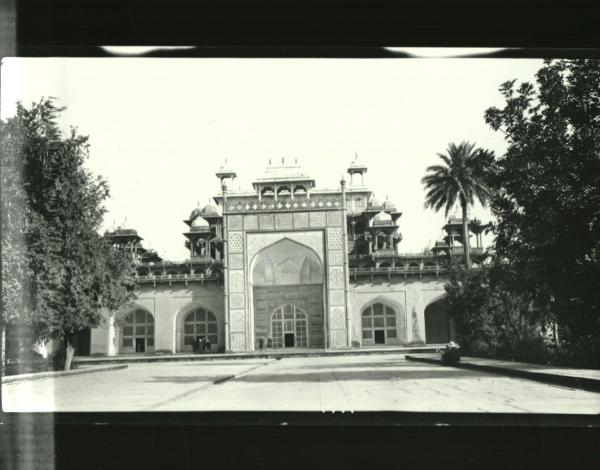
89;158;487;356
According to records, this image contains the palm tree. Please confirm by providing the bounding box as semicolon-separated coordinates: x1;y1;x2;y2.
421;141;492;269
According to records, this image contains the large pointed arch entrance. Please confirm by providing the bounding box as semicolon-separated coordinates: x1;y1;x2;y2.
424;297;455;344
250;238;325;349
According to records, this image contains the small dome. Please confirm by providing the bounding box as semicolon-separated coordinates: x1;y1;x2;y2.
369;197;382;208
189;207;202;221
191;216;209;228
373;210;392;223
383;199;396;210
201;204;219;217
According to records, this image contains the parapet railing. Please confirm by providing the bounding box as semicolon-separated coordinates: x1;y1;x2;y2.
349;265;447;277
137;273;222;283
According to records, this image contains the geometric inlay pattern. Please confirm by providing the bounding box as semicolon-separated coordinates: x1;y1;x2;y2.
230;308;246;331
329;289;346;306
244;214;259;231
227;214;243;230
329;328;347;348
293;212;309;228
230;332;246;351
228;231;244;253
229;270;245;293
228;253;244;269
229;293;245;310
328;249;344;266
326;227;343;250
328;266;345;289
259;214;275;230
326;211;342;227
275;213;293;229
329;306;346;329
309;211;327;227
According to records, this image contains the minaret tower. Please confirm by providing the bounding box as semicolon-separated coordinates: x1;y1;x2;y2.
347;153;368;186
215;158;237;353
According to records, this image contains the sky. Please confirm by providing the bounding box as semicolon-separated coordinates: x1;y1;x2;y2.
1;55;544;261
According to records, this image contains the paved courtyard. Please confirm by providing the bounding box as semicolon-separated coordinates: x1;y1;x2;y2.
3;354;599;413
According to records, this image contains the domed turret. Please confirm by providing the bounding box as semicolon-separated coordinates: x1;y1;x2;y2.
369;196;383;208
201;204;219;218
189;207;202;221
191;216;209;231
373;210;393;224
383;199;396;211
347;153;368;186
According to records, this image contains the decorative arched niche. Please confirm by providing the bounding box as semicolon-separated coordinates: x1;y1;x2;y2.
250;238;323;287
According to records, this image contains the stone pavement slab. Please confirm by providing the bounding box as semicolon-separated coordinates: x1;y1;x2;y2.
405;353;600;392
1;364;128;384
153;354;600;413
2;359;272;412
3;354;599;413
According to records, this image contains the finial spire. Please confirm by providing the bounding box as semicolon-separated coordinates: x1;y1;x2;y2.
295;157;298;165
281;157;284;165
354;152;358;161
268;158;271;165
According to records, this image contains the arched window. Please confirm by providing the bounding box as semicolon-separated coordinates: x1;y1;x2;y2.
270;304;308;348
261;187;275;197
184;308;218;347
122;309;154;353
293;185;307;197
277;186;291;197
361;303;397;345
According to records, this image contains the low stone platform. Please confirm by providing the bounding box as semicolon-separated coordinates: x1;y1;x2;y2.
406;353;600;393
73;345;443;366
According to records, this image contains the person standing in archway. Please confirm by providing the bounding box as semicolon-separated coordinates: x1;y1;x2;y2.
204;336;211;353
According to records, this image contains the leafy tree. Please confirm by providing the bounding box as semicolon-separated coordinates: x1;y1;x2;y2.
421;142;493;269
485;59;600;364
445;262;552;363
1;98;136;371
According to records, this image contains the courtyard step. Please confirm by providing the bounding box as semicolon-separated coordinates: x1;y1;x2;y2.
73;345;443;366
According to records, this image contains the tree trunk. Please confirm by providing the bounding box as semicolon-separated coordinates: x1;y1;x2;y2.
553;321;560;348
461;202;471;270
64;336;75;371
1;326;6;375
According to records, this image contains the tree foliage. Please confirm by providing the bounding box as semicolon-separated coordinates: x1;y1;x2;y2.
422;141;494;268
1;98;136;368
484;59;600;359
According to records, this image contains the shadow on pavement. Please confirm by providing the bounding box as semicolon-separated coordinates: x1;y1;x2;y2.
292;360;418;370
227;368;483;383
143;376;219;384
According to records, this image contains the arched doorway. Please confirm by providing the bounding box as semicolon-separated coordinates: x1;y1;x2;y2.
251;238;325;349
424;298;453;344
361;302;397;345
120;309;154;354
270;304;308;348
182;308;218;352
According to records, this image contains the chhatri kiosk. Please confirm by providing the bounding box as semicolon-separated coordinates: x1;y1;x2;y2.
91;158;485;356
